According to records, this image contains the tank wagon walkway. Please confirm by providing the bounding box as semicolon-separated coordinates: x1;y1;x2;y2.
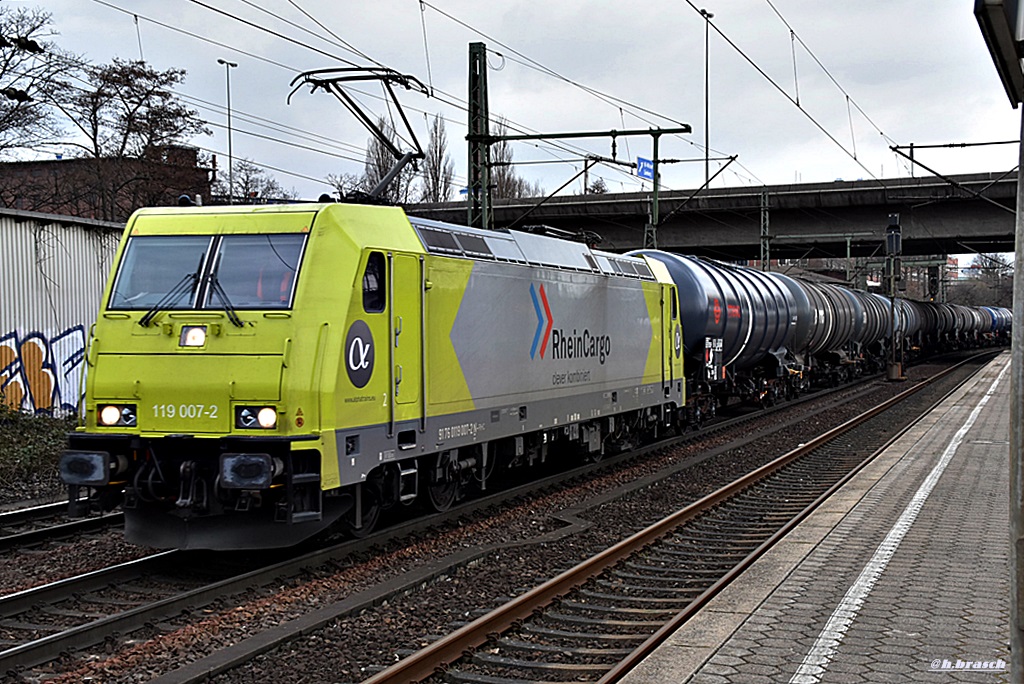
621;352;1013;684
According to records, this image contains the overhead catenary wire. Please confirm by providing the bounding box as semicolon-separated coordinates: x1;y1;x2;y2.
95;0;751;196
417;0;435;95
19;62;467;193
83;0;925;198
74;1;474;187
762;0;899;149
682;0;887;187
87;0;611;192
416;1;768;188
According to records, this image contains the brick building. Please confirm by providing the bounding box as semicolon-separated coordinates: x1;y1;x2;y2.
0;145;211;222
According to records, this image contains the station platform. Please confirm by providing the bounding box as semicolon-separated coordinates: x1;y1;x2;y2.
620;352;1013;684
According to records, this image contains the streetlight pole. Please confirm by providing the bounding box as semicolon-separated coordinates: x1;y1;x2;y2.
217;58;238;204
700;9;713;187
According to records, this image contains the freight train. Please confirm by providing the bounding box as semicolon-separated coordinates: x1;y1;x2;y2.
59;202;1011;550
632;251;1012;421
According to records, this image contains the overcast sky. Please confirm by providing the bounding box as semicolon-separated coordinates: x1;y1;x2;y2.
30;0;1024;201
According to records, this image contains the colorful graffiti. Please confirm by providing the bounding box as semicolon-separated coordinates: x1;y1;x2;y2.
0;326;86;415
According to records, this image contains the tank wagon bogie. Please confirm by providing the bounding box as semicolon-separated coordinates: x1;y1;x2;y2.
60;204;684;550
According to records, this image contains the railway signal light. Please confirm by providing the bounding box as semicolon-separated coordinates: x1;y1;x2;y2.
885;213;902;256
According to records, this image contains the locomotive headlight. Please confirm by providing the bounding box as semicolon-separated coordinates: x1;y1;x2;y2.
257;407;277;428
180;325;207;347
235;406;278;429
98;404;137;427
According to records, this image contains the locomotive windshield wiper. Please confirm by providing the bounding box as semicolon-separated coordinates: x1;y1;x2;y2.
206;273;244;327
138;271;199;327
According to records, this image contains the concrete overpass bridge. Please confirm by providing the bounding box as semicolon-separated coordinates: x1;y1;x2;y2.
406;172;1016;260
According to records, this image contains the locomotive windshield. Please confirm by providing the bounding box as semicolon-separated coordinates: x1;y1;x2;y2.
109;233;307;311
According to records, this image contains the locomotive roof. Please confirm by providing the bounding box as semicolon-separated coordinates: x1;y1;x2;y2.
409;216;656;281
125;203;659;281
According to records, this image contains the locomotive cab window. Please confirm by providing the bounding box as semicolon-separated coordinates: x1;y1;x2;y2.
363;251;386;313
205;234;306;309
109;235;212;310
108;233;306;311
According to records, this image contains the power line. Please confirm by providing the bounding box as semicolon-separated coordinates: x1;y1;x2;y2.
84;0;678;194
682;0;887;187
762;0;898;149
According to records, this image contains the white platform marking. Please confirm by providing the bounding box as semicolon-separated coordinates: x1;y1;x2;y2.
788;363;1008;684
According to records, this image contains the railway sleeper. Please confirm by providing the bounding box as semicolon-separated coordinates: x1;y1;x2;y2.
542;611;666;630
470;652;614;671
594;579;705;596
494;638;636;658
443;671;539;684
555;600;678;618
521;623;649;644
618;562;735;578
578;588;693;606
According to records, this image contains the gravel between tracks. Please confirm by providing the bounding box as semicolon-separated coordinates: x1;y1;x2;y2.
1;361;973;684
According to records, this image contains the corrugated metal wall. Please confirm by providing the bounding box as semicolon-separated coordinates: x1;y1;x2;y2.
0;210;123;414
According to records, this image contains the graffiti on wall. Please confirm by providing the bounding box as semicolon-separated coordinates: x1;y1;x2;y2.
0;326;86;414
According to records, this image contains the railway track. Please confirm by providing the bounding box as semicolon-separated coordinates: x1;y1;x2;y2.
0;501;123;552
356;354;989;684
0;354;988;682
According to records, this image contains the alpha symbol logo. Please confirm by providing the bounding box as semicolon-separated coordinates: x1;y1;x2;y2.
530;283;553;359
349;338;371;370
345;320;374;388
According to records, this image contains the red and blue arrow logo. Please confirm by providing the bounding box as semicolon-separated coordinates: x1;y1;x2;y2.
530;283;553;359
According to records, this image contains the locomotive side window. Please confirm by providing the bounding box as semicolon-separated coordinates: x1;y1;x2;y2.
205;234;306;309
363;251;386;313
109;235;212;310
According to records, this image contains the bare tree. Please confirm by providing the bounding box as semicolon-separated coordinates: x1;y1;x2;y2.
57;59;209;160
420;114;454;203
0;6;73;158
948;252;1013;307
23;58;213;220
326;172;362;199
491;116;543;199
212;158;297;203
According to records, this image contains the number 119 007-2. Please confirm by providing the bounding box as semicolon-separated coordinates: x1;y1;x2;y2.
152;404;219;419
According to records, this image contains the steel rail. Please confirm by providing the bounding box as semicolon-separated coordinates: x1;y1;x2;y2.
360;353;989;684
0;501;68;526
0;512;124;552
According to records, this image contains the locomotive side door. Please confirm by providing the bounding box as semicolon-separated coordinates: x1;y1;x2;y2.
662;284;677;391
390;253;423;415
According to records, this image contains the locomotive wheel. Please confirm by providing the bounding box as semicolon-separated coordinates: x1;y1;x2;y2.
344;480;382;538
425;451;459;512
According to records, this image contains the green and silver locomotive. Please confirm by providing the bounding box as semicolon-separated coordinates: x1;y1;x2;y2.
61;202;684;549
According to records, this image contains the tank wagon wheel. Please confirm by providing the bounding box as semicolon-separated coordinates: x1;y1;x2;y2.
424;450;459;512
343;474;383;538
